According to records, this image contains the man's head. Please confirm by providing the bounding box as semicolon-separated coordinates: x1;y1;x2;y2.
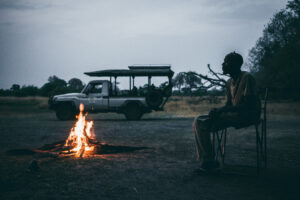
222;52;243;75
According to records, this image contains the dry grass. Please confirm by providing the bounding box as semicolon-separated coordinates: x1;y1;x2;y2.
1;96;299;118
0;96;49;112
164;96;225;117
164;96;300;117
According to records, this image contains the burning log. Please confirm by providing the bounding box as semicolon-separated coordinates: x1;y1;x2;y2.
62;103;97;157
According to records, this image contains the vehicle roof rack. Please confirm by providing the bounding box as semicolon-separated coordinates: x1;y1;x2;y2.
85;65;174;77
128;65;171;70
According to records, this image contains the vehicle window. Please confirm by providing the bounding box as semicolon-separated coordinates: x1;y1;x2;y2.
83;84;92;94
90;84;103;94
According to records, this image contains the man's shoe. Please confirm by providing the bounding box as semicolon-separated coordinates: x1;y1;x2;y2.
200;160;220;171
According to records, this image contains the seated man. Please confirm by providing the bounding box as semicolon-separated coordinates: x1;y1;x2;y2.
193;52;261;170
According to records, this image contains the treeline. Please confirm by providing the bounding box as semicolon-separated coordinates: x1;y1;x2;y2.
0;72;224;97
247;0;300;99
0;76;85;97
2;68;297;98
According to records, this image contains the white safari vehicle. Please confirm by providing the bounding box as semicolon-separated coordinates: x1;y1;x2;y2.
49;66;174;120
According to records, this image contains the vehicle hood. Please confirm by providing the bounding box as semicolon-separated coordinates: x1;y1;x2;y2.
54;93;85;99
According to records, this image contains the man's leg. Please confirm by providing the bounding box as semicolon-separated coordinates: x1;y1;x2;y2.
193;116;214;163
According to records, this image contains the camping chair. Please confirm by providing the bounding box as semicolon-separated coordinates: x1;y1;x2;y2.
212;88;268;174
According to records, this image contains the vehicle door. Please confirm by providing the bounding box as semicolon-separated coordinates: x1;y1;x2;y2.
77;84;92;111
87;83;108;111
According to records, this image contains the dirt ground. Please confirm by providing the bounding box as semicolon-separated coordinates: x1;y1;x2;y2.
0;98;300;200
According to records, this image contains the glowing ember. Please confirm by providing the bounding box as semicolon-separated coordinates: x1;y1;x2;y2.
64;104;96;157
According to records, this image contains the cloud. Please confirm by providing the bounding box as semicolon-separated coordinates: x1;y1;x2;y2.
0;0;52;10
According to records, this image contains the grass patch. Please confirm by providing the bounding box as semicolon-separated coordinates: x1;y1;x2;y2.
0;96;49;113
1;96;299;118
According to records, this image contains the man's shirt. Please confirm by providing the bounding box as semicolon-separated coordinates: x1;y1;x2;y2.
225;71;261;115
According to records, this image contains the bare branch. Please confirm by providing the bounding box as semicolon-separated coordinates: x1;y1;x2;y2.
197;84;214;90
189;72;226;87
207;64;228;81
185;65;228;88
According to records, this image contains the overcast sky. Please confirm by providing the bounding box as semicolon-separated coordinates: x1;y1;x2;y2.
0;0;289;89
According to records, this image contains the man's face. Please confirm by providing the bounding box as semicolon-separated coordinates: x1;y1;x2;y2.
222;58;231;75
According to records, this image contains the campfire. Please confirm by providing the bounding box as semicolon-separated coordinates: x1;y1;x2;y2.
6;104;149;159
63;103;97;157
30;103;102;158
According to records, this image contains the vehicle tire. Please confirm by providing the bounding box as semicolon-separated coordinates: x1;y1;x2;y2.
55;103;76;121
124;103;143;120
146;90;163;109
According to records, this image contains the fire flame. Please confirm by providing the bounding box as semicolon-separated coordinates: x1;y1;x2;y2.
64;104;95;157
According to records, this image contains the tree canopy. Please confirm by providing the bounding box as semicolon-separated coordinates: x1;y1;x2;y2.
68;78;84;90
0;76;85;97
172;71;203;95
247;0;300;98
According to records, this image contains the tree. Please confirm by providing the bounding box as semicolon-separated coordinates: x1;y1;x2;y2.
247;0;300;99
10;84;21;96
185;65;227;90
0;89;11;96
39;75;68;96
21;85;39;96
10;84;20;91
39;82;56;96
184;71;202;94
173;71;203;95
173;72;185;92
181;65;228;96
68;78;84;91
48;75;67;87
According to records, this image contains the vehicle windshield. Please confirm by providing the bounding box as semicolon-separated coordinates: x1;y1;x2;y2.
81;83;92;94
81;83;103;94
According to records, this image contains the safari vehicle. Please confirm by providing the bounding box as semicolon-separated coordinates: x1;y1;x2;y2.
49;65;174;120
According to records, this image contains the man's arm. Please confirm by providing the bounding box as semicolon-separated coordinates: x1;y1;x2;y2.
224;74;258;112
209;74;258;117
209;81;232;118
217;95;257;112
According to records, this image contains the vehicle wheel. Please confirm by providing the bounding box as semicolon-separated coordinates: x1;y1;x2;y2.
124;103;143;120
146;90;163;109
55;103;76;121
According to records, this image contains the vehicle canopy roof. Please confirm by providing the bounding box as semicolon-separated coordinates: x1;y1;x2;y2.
88;80;110;84
84;65;174;78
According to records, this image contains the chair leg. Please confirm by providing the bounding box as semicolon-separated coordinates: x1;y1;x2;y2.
256;124;260;174
263;120;267;168
216;132;222;159
222;129;227;164
256;121;268;174
213;124;266;174
212;131;215;158
212;129;227;165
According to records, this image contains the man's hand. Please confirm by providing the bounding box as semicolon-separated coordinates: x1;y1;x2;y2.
209;108;221;120
209;106;234;120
